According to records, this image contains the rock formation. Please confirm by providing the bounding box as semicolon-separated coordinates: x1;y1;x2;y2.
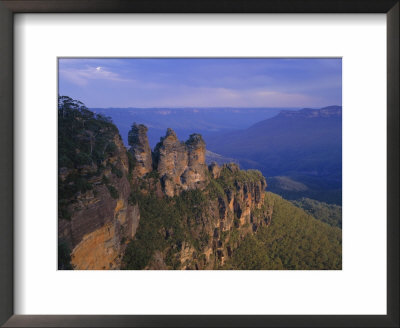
201;163;269;268
208;162;221;179
142;162;269;270
128;123;153;178
152;128;188;196
58;133;140;270
58;104;269;270
152;128;208;197
181;134;207;190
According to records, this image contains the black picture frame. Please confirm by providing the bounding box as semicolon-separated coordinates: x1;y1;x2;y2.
0;0;398;327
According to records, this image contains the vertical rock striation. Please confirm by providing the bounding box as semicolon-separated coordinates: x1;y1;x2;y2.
128;123;153;178
58;134;141;270
152;128;208;196
182;134;208;190
152;128;188;196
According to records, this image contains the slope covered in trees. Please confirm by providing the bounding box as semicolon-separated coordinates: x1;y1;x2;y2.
224;193;342;270
291;197;342;228
58;96;119;170
58;96;129;221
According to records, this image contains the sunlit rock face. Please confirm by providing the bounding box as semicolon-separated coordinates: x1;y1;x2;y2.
182;134;208;191
144;162;269;270
153;128;188;196
58;133;141;270
128;123;153;178
153;129;208;196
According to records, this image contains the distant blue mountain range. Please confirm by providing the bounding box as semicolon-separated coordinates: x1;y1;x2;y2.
206;106;342;204
91;107;298;147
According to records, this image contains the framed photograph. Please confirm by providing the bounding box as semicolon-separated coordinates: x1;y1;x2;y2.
0;0;398;327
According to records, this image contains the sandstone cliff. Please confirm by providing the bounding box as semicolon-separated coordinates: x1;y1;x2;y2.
152;129;208;196
59;118;268;270
126;125;209;197
59;97;268;270
128;123;153;178
169;163;269;269
58;98;141;270
152;128;188;196
123;158;269;270
58;134;140;270
182;134;208;190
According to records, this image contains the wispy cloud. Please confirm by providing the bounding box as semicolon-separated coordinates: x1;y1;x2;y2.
59;66;134;86
134;86;313;108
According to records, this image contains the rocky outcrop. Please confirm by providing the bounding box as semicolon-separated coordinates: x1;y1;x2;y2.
208;162;221;179
153;129;208;197
197;163;268;269
152;128;188;196
58;134;140;270
141;162;269;270
59;111;270;270
181;134;208;190
128;123;153;178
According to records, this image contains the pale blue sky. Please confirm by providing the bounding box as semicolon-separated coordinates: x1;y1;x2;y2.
58;58;342;108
